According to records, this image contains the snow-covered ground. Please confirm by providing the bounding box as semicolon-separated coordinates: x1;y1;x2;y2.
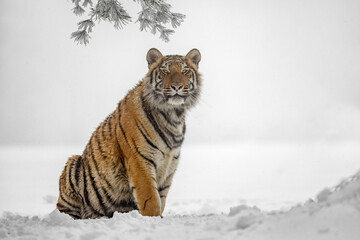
0;141;359;239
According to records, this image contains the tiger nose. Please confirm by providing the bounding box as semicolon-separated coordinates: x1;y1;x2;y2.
171;83;183;91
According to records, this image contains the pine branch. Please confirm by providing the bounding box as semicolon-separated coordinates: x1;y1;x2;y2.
72;4;85;16
71;30;91;45
82;0;93;7
135;0;185;43
68;0;185;45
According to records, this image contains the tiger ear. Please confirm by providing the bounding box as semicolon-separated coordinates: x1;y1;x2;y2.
185;49;201;67
146;48;163;68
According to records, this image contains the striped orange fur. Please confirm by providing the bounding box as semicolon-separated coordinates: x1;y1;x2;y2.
57;48;202;219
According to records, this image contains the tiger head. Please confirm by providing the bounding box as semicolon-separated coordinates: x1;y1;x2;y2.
144;48;201;110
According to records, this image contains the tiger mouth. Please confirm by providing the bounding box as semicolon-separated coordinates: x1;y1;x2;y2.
164;93;186;99
167;94;186;105
172;93;186;98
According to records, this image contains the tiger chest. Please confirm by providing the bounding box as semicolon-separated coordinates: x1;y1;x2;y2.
155;147;181;186
148;112;185;186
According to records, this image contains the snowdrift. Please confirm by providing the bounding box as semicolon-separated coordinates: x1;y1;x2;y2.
1;170;359;240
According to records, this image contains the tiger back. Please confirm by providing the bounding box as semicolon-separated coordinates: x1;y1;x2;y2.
57;48;202;219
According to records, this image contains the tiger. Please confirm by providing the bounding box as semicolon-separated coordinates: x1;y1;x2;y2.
56;48;202;219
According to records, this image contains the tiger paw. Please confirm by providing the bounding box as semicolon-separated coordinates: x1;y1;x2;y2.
139;196;161;217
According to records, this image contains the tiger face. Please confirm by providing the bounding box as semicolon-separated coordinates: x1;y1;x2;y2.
144;48;201;110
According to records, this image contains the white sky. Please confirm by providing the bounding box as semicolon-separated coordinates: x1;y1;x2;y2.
0;0;360;146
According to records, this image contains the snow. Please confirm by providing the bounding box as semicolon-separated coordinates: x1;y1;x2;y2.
0;142;360;239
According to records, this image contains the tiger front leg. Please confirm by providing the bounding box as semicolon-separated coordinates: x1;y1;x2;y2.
158;170;176;215
159;193;167;215
128;158;161;217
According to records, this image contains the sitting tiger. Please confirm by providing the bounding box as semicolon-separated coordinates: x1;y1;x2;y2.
57;48;202;219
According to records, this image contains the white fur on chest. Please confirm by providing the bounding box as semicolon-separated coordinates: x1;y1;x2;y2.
156;147;181;186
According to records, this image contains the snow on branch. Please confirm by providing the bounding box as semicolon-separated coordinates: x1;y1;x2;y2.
69;0;185;45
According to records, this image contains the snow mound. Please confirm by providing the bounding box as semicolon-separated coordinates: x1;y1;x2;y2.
1;170;360;240
316;170;360;205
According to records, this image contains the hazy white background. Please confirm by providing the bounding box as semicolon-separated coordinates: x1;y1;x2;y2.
1;0;360;146
1;0;360;215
